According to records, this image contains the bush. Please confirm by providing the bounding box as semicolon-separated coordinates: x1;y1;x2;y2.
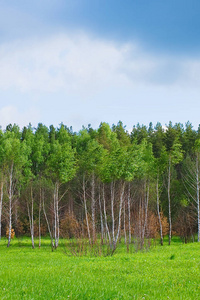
173;208;196;243
60;213;81;239
6;228;15;239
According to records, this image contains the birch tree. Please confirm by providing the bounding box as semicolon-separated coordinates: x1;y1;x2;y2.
166;140;183;245
76;128;105;244
2;127;28;247
22;125;36;248
47;124;76;248
32;124;50;246
154;147;168;245
99;124;139;249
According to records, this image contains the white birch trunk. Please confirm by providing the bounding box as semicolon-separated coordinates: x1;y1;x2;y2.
156;174;163;246
31;185;34;248
53;184;57;247
128;182;131;244
27;187;35;249
91;171;96;243
7;163;13;247
39;187;41;248
56;182;59;248
141;181;146;243
83;175;91;244
43;193;54;250
123;198;126;244
168;157;172;245
114;182;125;248
99;184;104;245
139;197;142;240
103;183;111;246
143;180;149;240
111;181;115;243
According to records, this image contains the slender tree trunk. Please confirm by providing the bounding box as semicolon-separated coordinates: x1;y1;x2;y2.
143;180;149;240
103;183;111;246
43;191;54;250
7;163;13;247
99;184;104;245
156;174;163;246
39;187;41;248
111;181;115;243
27;186;34;249
14;199;18;235
123;198;126;244
54;181;60;248
31;185;34;248
142;181;146;243
114;182;125;248
197;153;200;242
0;180;3;241
139;197;143;241
168;157;172;245
91;171;96;243
56;182;60;247
128;182;131;244
83;175;91;244
53;184;57;247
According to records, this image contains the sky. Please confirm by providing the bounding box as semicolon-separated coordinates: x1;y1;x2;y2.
0;0;200;131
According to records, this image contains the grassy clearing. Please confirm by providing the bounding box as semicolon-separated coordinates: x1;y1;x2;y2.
0;238;200;299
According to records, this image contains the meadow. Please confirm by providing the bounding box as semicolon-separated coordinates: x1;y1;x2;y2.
0;238;200;299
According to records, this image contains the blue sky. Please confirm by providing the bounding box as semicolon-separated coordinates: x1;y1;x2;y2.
0;0;200;131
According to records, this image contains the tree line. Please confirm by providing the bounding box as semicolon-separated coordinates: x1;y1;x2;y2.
0;121;200;249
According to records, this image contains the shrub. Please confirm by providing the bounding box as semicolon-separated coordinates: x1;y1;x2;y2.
6;228;15;239
60;213;81;239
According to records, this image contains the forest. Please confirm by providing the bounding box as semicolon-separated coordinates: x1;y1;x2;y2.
0;120;199;249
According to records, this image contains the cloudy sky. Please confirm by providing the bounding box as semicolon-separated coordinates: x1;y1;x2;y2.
0;0;200;131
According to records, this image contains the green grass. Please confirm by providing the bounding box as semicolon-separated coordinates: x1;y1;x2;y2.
0;237;200;299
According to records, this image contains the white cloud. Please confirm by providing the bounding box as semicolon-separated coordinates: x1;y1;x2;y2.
0;105;40;129
0;34;129;94
0;32;200;97
1;32;200;130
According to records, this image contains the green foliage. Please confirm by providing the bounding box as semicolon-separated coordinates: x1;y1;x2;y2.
0;130;29;175
32;124;50;175
47;139;76;184
180;198;189;208
182;122;197;155
131;123;148;144
0;120;200;248
76;129;105;176
137;139;154;179
170;139;184;165
194;138;200;153
112;121;131;147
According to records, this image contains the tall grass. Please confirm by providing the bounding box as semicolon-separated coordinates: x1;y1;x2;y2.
0;237;200;299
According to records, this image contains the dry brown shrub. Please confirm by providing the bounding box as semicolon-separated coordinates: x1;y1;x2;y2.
147;211;159;238
60;212;81;238
34;223;47;236
14;220;25;236
132;208;159;238
132;209;169;239
160;211;169;237
6;228;15;239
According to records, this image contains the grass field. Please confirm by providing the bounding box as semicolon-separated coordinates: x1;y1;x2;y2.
0;237;200;299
